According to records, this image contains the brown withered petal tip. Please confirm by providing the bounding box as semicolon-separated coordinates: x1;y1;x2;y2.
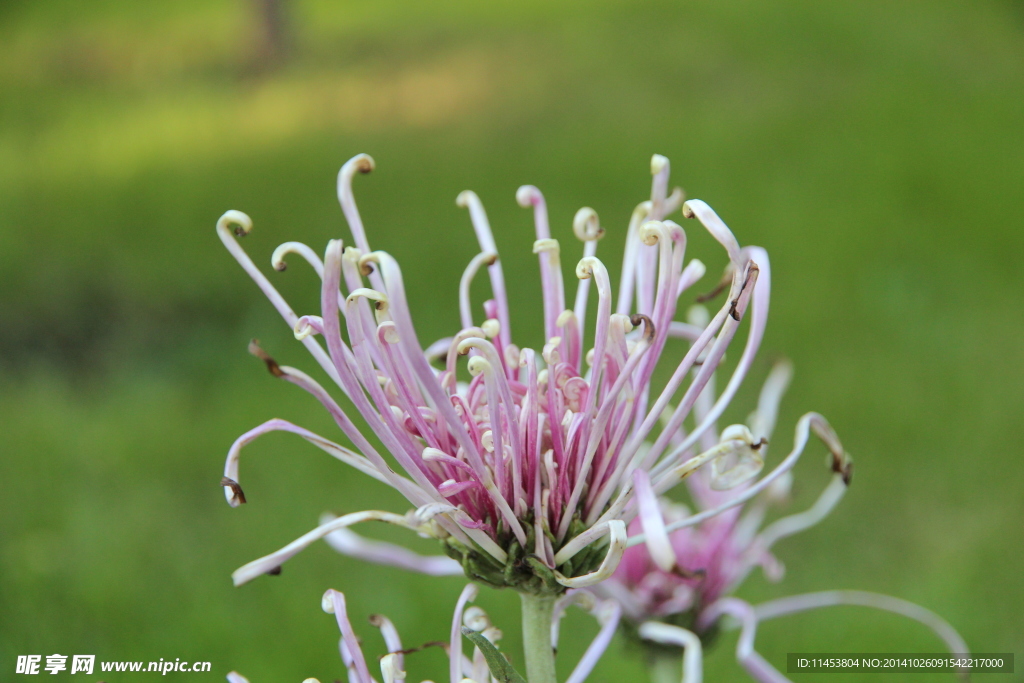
729;262;760;320
392;641;449;657
248;339;285;377
729;300;741;321
695;279;729;304
630;313;656;343
221;476;247;504
830;453;854;486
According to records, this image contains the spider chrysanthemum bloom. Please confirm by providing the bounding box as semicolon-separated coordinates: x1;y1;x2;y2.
218;153;796;682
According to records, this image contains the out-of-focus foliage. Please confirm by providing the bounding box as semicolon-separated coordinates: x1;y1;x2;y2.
1;0;1021;680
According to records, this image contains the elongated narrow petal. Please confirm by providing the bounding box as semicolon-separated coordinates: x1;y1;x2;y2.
633;469;676;572
554;520;627;588
222;418;390;507
321;519;463;576
565;599;621;683
752;591;969;658
698;598;788;683
323;590;373;683
754;476;848;552
233;510;421;586
450;584;479;683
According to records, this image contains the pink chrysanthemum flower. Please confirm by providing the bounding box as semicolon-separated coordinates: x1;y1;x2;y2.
226;584;620;683
218;152;775;601
596;360;968;683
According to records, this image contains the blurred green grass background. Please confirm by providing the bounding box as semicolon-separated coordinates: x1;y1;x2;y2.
1;0;1022;680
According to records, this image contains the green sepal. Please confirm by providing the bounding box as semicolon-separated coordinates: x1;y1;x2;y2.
503;540;523;585
524;555;563;593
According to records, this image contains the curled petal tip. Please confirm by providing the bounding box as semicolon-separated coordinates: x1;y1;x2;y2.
217;210;253;237
293;321;312;340
709;424;765;490
346;288;389;313
629;314;656;343
466;356;490;377
455;336;484;356
833;454;854;485
455;190;476;208
378;321;401;344
463;605;491;632
357;252;380;277
221;476;246;506
481;318;500;338
343;245;363;262
573;207;604;242
345;153;375;175
575;256;600;280
516;184;543;207
271;241;327;274
639;220;667;246
321;589;340;613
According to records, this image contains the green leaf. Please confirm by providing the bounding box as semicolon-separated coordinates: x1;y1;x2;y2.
461;627;528;683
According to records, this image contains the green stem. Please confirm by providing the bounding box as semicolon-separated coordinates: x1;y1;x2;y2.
520;592;557;683
651;652;683;683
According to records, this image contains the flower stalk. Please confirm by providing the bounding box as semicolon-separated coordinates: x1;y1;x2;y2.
520;593;558;683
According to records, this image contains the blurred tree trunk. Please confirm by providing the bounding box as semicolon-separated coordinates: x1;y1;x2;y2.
253;0;289;69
